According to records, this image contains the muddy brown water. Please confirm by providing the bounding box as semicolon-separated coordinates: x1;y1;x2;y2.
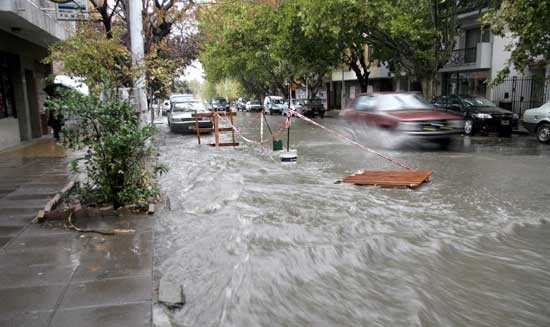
155;112;550;326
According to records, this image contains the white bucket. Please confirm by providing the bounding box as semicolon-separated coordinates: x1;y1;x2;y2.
279;150;297;163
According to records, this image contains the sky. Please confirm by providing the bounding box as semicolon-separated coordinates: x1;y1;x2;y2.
183;60;205;82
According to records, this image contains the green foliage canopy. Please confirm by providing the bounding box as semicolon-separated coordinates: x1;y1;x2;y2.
485;0;550;81
45;26;133;97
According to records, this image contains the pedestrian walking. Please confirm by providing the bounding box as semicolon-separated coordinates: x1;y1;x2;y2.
47;106;64;141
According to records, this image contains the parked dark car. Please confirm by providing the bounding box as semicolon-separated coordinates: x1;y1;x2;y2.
210;97;230;112
286;98;325;118
432;95;519;137
341;92;464;146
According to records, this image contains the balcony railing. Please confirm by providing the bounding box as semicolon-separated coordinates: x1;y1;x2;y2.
447;47;477;66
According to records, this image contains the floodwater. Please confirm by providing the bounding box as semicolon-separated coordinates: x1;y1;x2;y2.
155;112;550;327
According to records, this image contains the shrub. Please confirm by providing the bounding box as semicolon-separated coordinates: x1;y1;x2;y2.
48;91;166;209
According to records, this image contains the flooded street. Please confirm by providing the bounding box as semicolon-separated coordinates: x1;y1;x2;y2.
155;112;550;327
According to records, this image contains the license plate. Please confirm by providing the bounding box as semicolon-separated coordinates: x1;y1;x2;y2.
501;120;510;125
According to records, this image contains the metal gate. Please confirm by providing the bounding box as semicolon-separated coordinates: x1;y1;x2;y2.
491;76;550;116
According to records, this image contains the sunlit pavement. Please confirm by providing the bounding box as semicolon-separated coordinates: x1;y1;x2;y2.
0;138;153;327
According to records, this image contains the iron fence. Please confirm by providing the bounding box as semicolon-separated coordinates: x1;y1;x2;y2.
491;76;550;116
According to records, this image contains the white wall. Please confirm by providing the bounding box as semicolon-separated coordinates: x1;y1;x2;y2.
490;33;521;80
0;118;21;151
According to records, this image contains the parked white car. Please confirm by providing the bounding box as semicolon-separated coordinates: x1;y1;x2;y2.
245;99;263;112
167;100;212;134
263;96;286;115
522;101;550;143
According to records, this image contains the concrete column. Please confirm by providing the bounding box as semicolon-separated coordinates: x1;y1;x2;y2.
128;0;147;122
13;59;32;142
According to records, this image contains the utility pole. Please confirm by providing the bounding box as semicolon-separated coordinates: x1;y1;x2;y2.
341;68;345;110
128;0;147;123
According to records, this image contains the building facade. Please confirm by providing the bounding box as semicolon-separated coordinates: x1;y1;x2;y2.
325;8;549;115
0;0;74;151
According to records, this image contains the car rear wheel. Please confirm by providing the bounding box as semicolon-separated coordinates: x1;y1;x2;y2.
464;118;474;135
536;123;550;143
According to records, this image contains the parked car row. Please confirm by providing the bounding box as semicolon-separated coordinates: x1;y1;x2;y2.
236;98;264;112
164;91;549;144
341;91;550;145
236;95;326;118
286;98;326;118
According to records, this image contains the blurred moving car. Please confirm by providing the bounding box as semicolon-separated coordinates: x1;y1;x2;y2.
167;100;212;134
286;98;325;118
522;101;550;143
245;99;263;112
341;92;464;145
432;95;518;137
236;97;249;111
264;96;286;115
210;97;230;112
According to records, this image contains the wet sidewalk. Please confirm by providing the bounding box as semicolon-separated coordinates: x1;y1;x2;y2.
0;139;153;327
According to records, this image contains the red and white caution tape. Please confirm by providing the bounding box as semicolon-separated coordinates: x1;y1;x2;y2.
289;109;416;171
220;114;288;145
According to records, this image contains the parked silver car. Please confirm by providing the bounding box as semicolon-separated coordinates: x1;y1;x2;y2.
168;100;212;134
522;101;550;143
245;99;263;112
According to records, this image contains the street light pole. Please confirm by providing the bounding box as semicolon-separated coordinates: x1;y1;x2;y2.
341;68;345;110
128;0;147;123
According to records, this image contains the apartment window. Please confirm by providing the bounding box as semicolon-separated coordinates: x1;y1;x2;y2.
444;70;489;97
466;28;490;47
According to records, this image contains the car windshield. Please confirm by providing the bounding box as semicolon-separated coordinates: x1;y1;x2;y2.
377;93;434;110
304;99;321;105
172;101;206;112
462;96;496;107
171;96;193;102
212;98;226;104
272;99;285;104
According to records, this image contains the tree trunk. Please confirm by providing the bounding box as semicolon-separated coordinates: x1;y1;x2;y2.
420;78;435;100
348;61;370;93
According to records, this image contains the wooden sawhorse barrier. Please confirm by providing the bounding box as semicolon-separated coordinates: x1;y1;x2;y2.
192;111;239;147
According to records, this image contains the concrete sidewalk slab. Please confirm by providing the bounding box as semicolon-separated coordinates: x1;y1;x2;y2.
50;302;151;327
0;143;154;327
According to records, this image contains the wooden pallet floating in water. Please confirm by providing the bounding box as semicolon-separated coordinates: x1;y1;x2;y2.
337;170;432;188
